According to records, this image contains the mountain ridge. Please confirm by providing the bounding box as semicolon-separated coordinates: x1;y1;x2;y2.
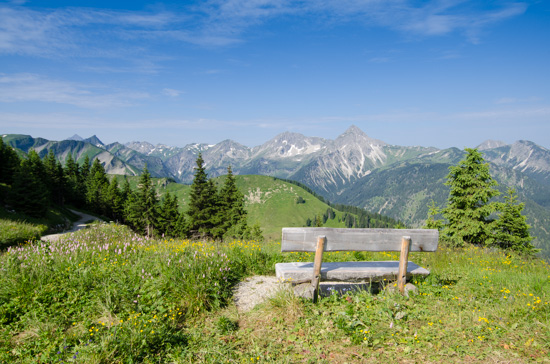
3;126;550;257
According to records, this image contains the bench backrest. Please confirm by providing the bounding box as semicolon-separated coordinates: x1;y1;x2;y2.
281;227;439;253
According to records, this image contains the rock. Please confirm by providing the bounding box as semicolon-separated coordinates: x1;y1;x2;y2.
294;283;315;300
385;283;418;298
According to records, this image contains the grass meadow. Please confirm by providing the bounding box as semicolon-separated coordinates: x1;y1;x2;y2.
0;223;549;363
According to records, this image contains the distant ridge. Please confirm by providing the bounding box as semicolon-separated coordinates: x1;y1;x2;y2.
66;134;83;141
477;140;508;150
3;126;550;258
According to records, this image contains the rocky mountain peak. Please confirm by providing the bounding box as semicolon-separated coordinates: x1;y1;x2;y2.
125;141;156;155
66;134;83;141
336;125;387;147
477;140;508;150
84;135;105;148
252;131;326;159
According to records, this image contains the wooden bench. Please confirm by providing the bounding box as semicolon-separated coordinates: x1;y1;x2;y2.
275;227;439;301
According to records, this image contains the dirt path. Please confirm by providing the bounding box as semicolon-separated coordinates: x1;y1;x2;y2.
232;275;288;312
40;210;101;242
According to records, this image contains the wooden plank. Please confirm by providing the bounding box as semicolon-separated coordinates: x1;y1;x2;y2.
397;236;411;294
281;227;439;252
275;261;430;282
311;236;325;303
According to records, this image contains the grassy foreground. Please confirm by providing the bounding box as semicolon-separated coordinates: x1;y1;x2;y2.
0;224;549;363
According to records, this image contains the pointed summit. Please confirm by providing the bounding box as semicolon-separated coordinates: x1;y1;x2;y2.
66;134;83;141
84;135;105;148
336;125;386;146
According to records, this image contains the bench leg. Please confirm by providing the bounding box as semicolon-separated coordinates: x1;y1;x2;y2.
311;235;326;303
397;236;411;294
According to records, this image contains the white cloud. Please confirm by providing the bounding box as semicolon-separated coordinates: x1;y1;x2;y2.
0;0;529;58
162;88;183;97
0;73;149;108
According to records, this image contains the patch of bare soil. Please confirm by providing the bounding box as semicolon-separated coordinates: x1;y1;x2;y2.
232;275;286;312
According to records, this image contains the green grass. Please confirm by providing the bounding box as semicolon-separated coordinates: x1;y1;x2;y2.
0;220;47;249
235;175;348;240
190;246;550;364
1;223;549;363
0;206;75;249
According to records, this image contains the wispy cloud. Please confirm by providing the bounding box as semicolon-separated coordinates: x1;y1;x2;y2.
0;0;529;58
162;88;183;97
0;73;149;108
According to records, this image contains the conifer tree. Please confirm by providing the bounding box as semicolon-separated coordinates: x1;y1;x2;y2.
125;166;159;237
106;177;124;222
158;193;181;237
216;166;248;239
86;158;109;214
423;200;444;230
493;188;535;253
186;154;219;237
0;138;20;185
8;157;49;217
442;148;500;247
43;150;66;206
64;154;85;206
81;155;91;181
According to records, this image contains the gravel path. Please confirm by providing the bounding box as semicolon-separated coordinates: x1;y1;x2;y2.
40;210;100;242
232;275;288;312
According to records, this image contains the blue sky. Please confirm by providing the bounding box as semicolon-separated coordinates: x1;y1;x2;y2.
0;0;549;149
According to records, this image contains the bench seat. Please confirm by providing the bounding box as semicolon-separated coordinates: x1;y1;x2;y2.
276;261;430;283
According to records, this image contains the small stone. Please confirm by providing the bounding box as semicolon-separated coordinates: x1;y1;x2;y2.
404;283;419;296
294;283;315;300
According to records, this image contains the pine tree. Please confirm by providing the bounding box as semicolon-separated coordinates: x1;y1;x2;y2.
43;150;66;206
493;188;536;253
106;177;124;222
8;158;49;217
158;193;181;237
0;138;20;185
125;166;159;237
423;200;444;230
186;154;219;238
64;154;85;207
442;148;500;247
81;155;91;181
216;166;248;239
86;159;109;214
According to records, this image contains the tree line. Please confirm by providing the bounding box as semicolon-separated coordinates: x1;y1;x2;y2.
0;140;261;241
425;148;535;254
305;206;401;229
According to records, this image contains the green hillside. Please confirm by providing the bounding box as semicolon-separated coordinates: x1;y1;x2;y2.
114;174;383;241
234;175;348;240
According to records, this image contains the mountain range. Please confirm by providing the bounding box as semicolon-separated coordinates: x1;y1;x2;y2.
3;126;550;257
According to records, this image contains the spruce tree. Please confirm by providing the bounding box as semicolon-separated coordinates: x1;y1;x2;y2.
216;166;248;239
125;166;159;237
8;159;49;217
423;200;444;230
106;177;124;222
158;193;181;237
43;150;66;206
493;188;535;253
64;154;85;206
442;148;500;247
0;138;20;185
86;159;109;214
186;154;220;238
